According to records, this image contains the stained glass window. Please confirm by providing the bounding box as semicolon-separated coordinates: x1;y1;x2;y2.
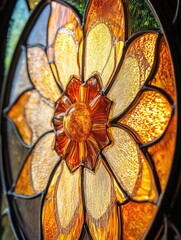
0;0;180;239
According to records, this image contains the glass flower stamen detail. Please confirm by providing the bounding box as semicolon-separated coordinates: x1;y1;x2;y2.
53;77;111;170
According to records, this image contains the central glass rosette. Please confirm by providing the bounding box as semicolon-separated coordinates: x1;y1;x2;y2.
53;77;111;171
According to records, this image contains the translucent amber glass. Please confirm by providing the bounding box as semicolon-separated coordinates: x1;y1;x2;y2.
63;102;92;142
53;78;111;170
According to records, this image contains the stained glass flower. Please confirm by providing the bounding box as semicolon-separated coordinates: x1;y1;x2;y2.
7;0;173;239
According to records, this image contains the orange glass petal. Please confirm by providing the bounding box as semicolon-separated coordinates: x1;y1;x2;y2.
150;37;175;100
66;78;82;103
120;90;172;143
7;91;32;145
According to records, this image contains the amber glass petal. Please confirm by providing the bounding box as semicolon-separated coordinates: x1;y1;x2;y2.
66;78;82;103
90;95;111;147
150;37;175;100
42;161;83;239
84;159;119;239
27;47;60;103
148;115;176;191
48;1;82;51
108;32;158;117
55;132;69;157
86;76;101;103
121;202;157;240
8;91;32;145
120;90;172;144
84;0;125;87
54;29;81;90
103;127;158;201
64;140;80;171
15;133;59;195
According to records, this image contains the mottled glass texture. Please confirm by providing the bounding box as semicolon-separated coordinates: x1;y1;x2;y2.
1;0;176;239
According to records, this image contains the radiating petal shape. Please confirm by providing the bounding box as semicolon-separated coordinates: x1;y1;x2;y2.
55;133;69;157
8;91;32;145
150;37;175;100
48;2;82;49
54;28;80;90
120;90;172;143
64;140;80;171
103;127;158;201
24;90;54;144
84;23;113;83
86;76;101;103
90;95;111;148
108;32;158;117
27;47;60;103
42;161;83;240
66;78;81;103
15;133;59;195
84;0;125;87
84;159;119;239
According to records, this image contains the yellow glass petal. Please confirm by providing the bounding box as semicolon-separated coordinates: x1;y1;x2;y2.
43;161;83;239
27;47;60;103
15;133;59;195
8;91;32;145
85;0;125;41
148;115;176;191
108;32;158;117
25;90;54;144
54;28;80;90
85;23;112;83
108;57;140;117
104;127;158;201
151;37;175;100
120;91;172;143
84;0;125;87
121;202;157;240
103;127;140;196
84;159;119;239
28;0;40;10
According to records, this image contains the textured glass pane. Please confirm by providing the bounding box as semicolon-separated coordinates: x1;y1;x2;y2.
120;91;172;143
121;202;157;240
107;32;158;117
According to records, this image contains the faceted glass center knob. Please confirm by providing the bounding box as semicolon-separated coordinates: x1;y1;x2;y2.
63;102;92;142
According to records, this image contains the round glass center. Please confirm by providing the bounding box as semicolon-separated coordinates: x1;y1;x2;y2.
63;102;92;142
